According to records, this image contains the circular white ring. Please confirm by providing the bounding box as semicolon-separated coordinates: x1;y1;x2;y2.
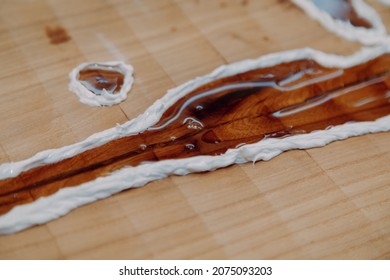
68;61;134;107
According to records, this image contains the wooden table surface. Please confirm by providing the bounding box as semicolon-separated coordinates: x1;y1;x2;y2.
0;0;389;259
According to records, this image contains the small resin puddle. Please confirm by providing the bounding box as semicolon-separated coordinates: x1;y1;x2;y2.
68;61;134;107
78;65;124;95
1;54;390;215
311;0;372;28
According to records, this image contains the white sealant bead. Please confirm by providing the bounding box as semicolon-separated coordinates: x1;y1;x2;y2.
68;61;134;107
291;0;388;45
378;0;390;6
1;45;390;234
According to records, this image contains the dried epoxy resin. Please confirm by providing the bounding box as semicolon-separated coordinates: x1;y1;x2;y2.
292;0;388;45
68;61;134;107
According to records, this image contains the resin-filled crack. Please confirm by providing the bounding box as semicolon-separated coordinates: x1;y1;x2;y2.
1;51;390;214
0;46;390;234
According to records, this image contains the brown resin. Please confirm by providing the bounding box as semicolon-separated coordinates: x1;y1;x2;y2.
1;55;390;214
45;26;71;45
311;0;372;28
78;66;124;95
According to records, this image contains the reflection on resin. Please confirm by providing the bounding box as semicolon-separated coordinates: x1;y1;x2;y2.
1;55;390;214
311;0;372;28
78;64;124;95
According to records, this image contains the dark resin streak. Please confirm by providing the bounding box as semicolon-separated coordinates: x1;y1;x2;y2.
1;55;390;214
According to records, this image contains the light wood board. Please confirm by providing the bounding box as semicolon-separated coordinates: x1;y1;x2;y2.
0;0;389;259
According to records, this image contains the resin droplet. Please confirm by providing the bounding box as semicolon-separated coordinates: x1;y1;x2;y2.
139;144;147;151
183;117;204;130
185;143;196;150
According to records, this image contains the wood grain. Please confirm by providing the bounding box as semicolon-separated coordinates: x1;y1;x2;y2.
0;0;389;259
